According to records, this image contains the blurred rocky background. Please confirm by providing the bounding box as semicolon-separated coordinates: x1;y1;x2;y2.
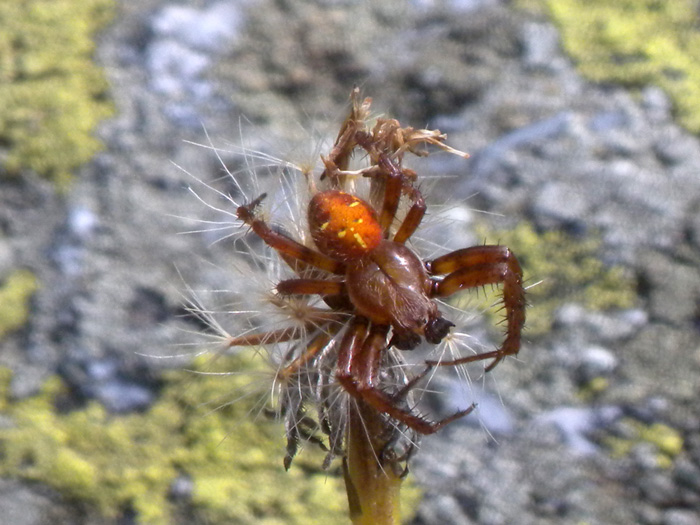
1;0;699;523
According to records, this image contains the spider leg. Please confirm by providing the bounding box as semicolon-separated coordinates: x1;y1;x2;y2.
237;194;346;275
353;132;427;243
276;329;337;382
276;278;354;313
336;318;475;434
224;309;344;347
224;326;306;347
277;278;346;296
392;183;426;244
375;155;404;236
391;364;434;404
427;245;526;372
354;132;405;235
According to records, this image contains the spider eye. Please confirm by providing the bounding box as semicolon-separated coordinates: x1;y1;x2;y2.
425;317;455;344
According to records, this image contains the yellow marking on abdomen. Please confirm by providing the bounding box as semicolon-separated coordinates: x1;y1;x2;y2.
353;233;367;249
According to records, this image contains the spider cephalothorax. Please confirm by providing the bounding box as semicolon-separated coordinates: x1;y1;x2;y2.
306;188;452;350
227;90;526;467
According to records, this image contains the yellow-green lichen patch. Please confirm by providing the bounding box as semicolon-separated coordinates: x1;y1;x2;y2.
0;0;115;189
0;367;12;411
0;269;39;340
577;376;610;402
603;419;684;469
0;374;179;523
0;355;421;524
540;0;700;134
466;222;637;337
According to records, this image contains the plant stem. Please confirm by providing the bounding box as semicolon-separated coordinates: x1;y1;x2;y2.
343;399;402;525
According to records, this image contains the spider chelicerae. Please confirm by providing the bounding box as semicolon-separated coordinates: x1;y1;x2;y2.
199;90;526;470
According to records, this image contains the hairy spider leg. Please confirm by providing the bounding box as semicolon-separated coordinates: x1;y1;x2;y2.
391;183;426;245
354;131;405;234
277;279;346;296
224;326;308;347
236;194;346;275
336;317;475;434
223;310;345;348
276;329;337;382
368;156;427;244
275;277;354;323
426;245;526;372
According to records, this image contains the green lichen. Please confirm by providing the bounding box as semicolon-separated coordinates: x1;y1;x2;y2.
0;268;39;340
0;367;12;411
603;419;684;469
0;0;114;189
577;376;610;402
468;222;637;337
538;0;700;134
0;355;421;524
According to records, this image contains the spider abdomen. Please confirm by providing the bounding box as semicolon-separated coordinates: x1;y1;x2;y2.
308;190;382;261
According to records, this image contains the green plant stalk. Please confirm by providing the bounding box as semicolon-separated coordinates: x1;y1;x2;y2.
343;399;402;525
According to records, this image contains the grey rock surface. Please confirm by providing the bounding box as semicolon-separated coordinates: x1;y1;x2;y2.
2;0;699;523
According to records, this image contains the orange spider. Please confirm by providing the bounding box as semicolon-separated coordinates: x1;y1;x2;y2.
227;92;526;444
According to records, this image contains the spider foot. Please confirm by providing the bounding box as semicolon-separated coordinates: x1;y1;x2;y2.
440;403;478;429
236;192;267;224
425;348;508;372
398;397;477;435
